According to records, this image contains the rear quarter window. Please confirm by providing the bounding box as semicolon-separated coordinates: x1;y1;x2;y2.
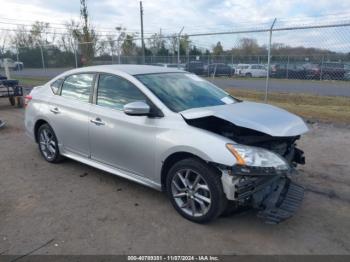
50;78;64;94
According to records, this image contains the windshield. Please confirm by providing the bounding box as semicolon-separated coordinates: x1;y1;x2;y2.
136;73;236;112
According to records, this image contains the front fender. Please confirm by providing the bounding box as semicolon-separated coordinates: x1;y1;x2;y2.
155;128;237;181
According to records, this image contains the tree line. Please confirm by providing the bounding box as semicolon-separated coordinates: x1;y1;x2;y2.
0;0;348;67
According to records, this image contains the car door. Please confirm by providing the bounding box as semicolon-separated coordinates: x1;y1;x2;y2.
242;65;250;76
252;65;263;77
89;73;158;180
48;73;95;157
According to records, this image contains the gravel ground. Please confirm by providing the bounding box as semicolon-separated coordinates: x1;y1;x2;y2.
0;100;350;255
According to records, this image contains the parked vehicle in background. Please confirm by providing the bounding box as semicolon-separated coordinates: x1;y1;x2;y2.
0;58;24;71
177;64;186;70
235;64;267;77
345;72;350;81
304;62;345;80
25;65;308;224
205;63;234;77
227;64;237;71
270;63;307;79
234;64;249;76
343;64;350;81
185;61;205;75
164;63;185;70
151;63;186;70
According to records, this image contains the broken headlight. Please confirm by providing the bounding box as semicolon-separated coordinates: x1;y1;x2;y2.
226;143;289;171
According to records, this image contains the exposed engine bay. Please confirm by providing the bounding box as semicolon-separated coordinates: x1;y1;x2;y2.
185;116;305;166
185;115;306;224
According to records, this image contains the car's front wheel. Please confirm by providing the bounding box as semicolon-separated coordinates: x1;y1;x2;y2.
166;158;227;223
37;123;63;163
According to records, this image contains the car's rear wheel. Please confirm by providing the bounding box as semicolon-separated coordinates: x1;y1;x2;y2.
245;72;252;77
166;158;227;223
37;124;63;163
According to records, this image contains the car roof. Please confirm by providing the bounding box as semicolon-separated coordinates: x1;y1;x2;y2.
60;64;184;76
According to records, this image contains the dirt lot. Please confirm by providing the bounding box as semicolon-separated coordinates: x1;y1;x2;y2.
0;99;350;255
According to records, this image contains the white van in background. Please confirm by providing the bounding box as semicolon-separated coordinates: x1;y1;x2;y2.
235;64;267;77
0;58;24;71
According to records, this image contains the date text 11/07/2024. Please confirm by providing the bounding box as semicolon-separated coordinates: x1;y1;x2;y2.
127;255;220;261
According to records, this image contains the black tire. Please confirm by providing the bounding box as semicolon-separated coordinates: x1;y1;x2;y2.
37;123;64;163
245;73;252;78
17;97;24;108
166;158;227;223
9;97;15;106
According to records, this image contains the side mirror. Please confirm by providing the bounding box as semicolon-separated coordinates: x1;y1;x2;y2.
123;101;150;116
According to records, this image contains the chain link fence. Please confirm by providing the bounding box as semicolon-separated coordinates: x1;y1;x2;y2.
1;20;349;98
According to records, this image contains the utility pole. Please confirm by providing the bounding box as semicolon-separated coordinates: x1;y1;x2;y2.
177;26;184;68
264;18;276;103
39;44;46;71
72;40;78;68
140;1;145;64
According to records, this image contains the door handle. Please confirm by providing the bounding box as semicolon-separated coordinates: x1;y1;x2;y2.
50;107;60;114
90;118;105;126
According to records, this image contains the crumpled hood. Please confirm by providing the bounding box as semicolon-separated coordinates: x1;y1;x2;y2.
180;101;309;137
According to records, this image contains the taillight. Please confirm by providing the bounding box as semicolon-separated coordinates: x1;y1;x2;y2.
24;95;32;108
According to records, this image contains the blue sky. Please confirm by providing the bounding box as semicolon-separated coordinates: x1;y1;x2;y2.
0;0;350;51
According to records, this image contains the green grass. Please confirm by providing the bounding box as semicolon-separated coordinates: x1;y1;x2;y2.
16;76;50;87
227;89;350;124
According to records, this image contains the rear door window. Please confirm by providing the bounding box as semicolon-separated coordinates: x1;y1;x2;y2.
61;73;94;103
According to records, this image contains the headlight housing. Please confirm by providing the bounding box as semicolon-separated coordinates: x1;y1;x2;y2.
226;143;289;171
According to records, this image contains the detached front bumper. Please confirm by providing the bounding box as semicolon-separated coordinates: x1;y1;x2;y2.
222;170;304;224
256;177;304;224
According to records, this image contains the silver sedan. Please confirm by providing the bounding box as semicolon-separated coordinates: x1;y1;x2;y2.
25;65;308;224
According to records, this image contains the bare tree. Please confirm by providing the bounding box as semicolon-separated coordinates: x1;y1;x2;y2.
179;35;190;55
0;31;9;55
148;33;165;56
12;26;31;48
72;0;98;65
11;22;52;52
238;38;261;55
121;34;137;56
115;27;126;63
59;20;80;53
212;41;223;55
169;34;178;55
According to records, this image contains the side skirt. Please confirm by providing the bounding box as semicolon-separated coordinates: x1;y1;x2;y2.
61;151;162;191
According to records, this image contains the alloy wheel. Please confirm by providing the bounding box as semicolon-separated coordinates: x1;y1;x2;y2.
39;127;57;161
171;168;211;217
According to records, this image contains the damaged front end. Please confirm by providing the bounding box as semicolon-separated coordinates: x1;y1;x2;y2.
222;170;304;224
182;109;308;224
